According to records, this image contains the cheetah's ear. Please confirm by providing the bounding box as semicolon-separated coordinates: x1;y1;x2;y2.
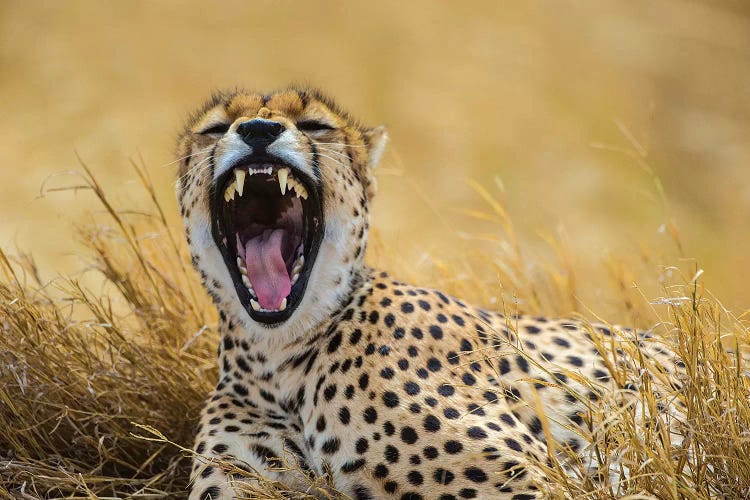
364;126;388;169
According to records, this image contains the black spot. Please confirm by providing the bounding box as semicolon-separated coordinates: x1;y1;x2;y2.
327;331;342;353
462;372;476;385
200;466;214;478
350;329;362;344
383;391;400;408
444;440;463;454
404;381;420;395
447;351;459;364
418;300;431;311
437;384;455;397
398;358;409;370
341;458;366;473
424;445;439;459
339;407;351;425
385;445;400;463
464;467;488;483
374;463;389;478
384;421;396;436
427;357;442;372
363;406;378;423
525;325;541;334
345;435;364;455
324;384;338;401
316;415;327;431
504;438;522;452
499;358;510;375
411;327;423;339
232;384;249;396
566;355;583;367
401;493;424;500
384;313;395;327
444;407;460;419
459;488;478;498
381;367;395;379
401;302;414;313
516;355;530;373
321;437;341;454
467;426;487;439
200;486;221;500
593;369;610;382
353;486;374;500
423;414;441;432
407;470;424;485
429;325;443;340
401;426;418;444
359;373;369;390
553;337;571;348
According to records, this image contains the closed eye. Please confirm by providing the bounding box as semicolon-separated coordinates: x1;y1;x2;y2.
296;120;335;132
199;123;230;135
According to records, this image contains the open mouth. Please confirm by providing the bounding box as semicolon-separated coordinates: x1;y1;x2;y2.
210;157;323;324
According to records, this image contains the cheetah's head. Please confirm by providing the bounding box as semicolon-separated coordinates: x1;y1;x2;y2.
176;88;386;338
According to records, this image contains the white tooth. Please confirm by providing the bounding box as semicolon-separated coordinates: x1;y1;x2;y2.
247;168;255;176
279;298;287;311
278;168;289;195
294;184;308;200
250;299;261;311
224;181;236;202
298;255;304;266
237;257;244;268
242;275;252;288
235;170;246;197
291;272;299;284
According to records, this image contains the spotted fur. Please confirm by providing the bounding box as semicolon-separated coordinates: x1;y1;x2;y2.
176;87;683;500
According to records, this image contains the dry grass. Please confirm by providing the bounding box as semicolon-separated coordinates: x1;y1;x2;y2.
0;163;748;499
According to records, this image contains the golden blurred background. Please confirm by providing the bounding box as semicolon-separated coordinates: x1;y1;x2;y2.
1;1;749;312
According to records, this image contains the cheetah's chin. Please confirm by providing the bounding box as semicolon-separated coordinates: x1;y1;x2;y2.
210;158;324;325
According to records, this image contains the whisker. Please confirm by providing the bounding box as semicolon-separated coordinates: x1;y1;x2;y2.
163;145;215;168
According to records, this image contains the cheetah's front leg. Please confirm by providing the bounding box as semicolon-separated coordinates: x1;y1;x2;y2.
188;394;312;500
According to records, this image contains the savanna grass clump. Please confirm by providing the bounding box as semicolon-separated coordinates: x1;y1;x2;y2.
0;166;748;498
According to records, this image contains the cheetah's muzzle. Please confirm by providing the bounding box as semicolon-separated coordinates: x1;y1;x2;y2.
210;157;323;325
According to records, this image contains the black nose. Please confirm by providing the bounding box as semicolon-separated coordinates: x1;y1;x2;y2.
236;119;284;151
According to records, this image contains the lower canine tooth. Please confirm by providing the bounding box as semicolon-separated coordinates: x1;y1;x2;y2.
250;299;260;311
224;181;236;201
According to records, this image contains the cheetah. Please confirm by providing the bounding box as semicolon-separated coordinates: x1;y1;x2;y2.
175;87;684;499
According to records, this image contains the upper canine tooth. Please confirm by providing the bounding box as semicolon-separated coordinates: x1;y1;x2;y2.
277;168;289;195
235;170;246;196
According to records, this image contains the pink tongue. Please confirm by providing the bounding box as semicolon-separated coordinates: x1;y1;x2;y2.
244;229;291;310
